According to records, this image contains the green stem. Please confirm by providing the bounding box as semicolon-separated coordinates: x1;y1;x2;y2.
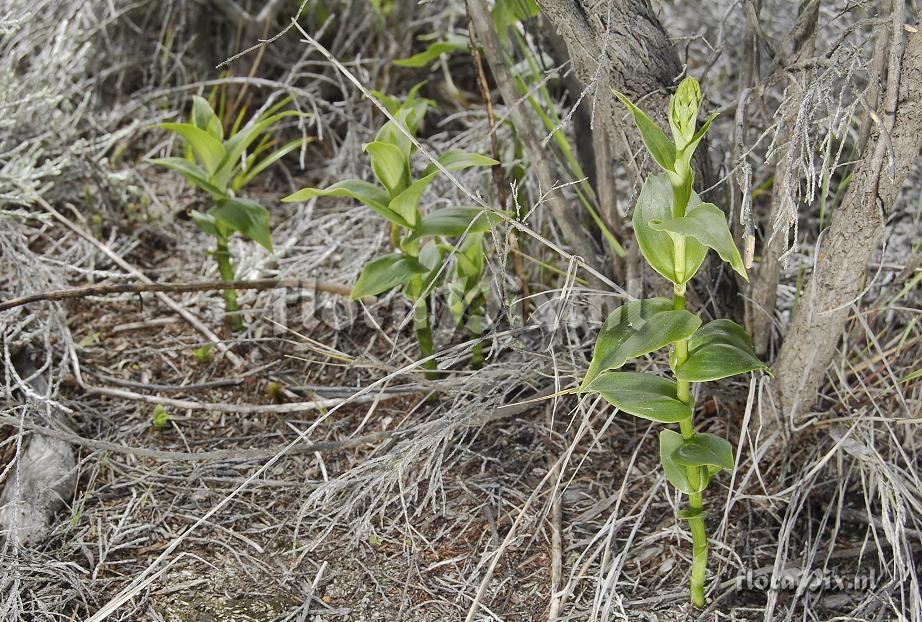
674;274;707;608
469;290;485;369
214;237;243;332
414;298;439;381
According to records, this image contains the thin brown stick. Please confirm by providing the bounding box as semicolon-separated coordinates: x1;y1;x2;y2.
35;199;244;367
0;277;355;312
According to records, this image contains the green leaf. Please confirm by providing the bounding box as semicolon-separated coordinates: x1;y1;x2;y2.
159;122;226;176
351;253;426;300
455;232;485;282
393;37;468;67
660;430;692;493
374;106;424;159
149;157;225;197
282;180;411;228
587;372;692;423
234;137;310;191
612;89;676;172
190;209;221;237
191;95;223;141
675;319;768;382
492;0;539;44
423;149;499;175
578;298;700;390
672;432;734;471
210;198;273;252
632;174;708;284
214;109;300;188
678;112;717;166
410;207;503;239
388;172;438;227
651;202;748;280
364;140;410;196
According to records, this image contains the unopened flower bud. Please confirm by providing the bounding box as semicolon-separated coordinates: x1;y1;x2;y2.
669;76;701;149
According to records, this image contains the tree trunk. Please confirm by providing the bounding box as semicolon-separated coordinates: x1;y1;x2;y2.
775;27;921;418
748;0;820;357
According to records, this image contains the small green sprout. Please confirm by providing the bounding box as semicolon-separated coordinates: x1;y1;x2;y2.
152;96;306;331
283;94;499;378
578;77;768;607
151;404;170;430
192;343;214;365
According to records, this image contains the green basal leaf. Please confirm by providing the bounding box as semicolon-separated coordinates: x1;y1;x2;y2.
393;36;468;67
159;122;225;176
651;202;747;280
423;149;499;175
191;95;223;141
578;298;700;391
282;180;411;228
388;172;438;228
632;174;707;284
612;89;676;172
351;253;426;300
410;207;503;239
210;198;273;252
675;319;768;382
587;371;692;423
149;157;225;198
672;432;734;471
364;140;410;196
660;430;692;493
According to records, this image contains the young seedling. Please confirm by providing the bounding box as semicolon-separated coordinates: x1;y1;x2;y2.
283;96;498;378
576;77;768;607
152;96;305;331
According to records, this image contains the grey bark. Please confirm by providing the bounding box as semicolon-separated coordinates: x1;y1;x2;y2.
775;28;922;418
749;0;820;357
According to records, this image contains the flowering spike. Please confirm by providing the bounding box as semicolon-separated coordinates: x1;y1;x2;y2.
669;76;702;150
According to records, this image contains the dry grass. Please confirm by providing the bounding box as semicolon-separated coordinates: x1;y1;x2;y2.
0;1;919;621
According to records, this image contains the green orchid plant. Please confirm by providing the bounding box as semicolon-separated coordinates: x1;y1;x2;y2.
282;96;499;378
152;95;304;331
576;77;768;607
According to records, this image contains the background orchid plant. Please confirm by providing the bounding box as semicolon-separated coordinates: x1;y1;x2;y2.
283;94;499;378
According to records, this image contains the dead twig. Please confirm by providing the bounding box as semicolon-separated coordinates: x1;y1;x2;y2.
36;198;244;367
0;277;355;312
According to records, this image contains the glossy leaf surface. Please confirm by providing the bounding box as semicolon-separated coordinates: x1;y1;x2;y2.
632;174;708;284
660;429;692;493
210;198;273;251
364;141;409;196
612;89;676;172
587;371;692;423
351;253;426;300
672;432;734;471
578;298;700;390
282;180;410;228
651;202;747;280
675;319;767;381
